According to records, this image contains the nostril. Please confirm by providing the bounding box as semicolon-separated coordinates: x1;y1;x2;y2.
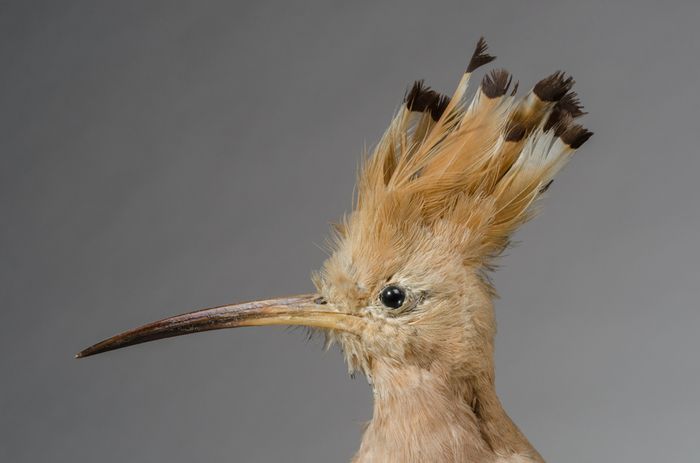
314;296;328;305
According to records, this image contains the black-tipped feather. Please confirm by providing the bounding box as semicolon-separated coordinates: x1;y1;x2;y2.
543;91;587;132
561;125;593;149
533;71;575;102
404;80;450;121
557;91;586;118
466;37;496;73
481;69;513;98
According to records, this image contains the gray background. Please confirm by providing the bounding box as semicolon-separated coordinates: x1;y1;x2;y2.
2;1;699;462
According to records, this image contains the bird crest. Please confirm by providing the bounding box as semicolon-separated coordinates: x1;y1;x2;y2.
326;38;591;294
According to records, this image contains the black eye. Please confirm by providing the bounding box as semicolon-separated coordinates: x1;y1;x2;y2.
379;285;406;309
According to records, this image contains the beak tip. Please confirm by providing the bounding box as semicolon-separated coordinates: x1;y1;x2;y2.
75;346;97;359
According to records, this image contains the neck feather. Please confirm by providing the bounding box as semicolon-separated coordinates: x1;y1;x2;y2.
352;362;544;463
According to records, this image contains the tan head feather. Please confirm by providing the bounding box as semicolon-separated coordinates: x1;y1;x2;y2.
343;39;592;273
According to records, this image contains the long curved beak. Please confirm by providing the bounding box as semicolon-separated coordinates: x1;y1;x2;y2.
76;294;359;358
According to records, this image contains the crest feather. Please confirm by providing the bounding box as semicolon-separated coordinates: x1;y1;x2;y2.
352;39;592;268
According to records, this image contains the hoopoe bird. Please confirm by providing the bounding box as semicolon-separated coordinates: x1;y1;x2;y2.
78;38;592;462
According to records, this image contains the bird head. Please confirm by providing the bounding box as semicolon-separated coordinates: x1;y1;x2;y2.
77;39;591;386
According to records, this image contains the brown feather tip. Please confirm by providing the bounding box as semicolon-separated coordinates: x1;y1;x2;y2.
557;91;586;118
481;69;513;98
560;124;593;149
404;80;450;121
533;71;575;102
504;122;526;142
543;92;586;132
466;37;496;73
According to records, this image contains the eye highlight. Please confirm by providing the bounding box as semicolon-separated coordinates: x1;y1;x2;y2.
379;285;406;309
